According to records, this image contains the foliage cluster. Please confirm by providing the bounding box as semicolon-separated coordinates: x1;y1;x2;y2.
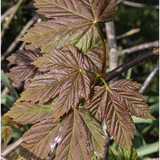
1;0;158;160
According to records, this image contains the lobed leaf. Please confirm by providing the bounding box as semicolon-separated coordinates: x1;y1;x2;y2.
18;46;95;119
55;109;105;160
87;79;154;151
21;109;105;160
34;0;117;22
20;0;118;52
7;45;42;85
21;119;61;159
4;102;54;124
20;19;98;53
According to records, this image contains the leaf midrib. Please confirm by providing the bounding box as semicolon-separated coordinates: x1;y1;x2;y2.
79;111;104;153
107;88;132;147
40;22;94;51
27;122;60;158
111;89;146;115
13;106;53;114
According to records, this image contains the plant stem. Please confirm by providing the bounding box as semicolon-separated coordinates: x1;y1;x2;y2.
1;138;23;157
118;40;159;56
95;23;106;74
105;48;159;82
100;77;109;89
1;0;24;39
105;21;118;82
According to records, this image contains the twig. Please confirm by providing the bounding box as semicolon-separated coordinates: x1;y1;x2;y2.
19;42;26;50
1;0;24;39
1;4;15;23
1;156;8;160
117;28;140;40
1;14;39;61
106;48;159;82
104;21;118;159
139;61;159;93
121;1;159;9
105;21;119;81
101;120;110;160
118;40;159;56
117;0;125;4
1;138;23;157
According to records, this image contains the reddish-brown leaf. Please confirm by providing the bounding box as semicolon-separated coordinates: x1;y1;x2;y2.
7;45;41;85
34;0;117;22
18;46;95;119
87;48;103;69
21;119;61;159
55;109;105;160
87;79;154;151
20;0;117;52
4;101;54;124
22;109;104;160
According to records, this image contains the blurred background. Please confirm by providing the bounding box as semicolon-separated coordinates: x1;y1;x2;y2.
1;0;159;159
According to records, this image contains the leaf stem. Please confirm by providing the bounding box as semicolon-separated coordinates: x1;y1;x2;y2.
100;77;109;90
95;23;106;74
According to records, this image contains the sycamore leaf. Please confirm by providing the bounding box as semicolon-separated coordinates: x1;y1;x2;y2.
18;46;95;119
21;119;61;159
20;0;117;52
87;48;103;69
34;0;117;21
55;109;105;160
4;102;54;125
7;46;42;85
87;79;154;151
21;109;104;160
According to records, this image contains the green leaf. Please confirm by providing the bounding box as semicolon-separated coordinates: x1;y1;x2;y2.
21;109;105;160
1;70;12;93
149;103;159;113
1;126;13;147
87;79;154;151
109;146;139;160
20;0;118;52
91;155;100;160
5;102;54;124
18;46;96;120
1;94;15;107
136;141;159;157
132;116;154;124
1;71;18;98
